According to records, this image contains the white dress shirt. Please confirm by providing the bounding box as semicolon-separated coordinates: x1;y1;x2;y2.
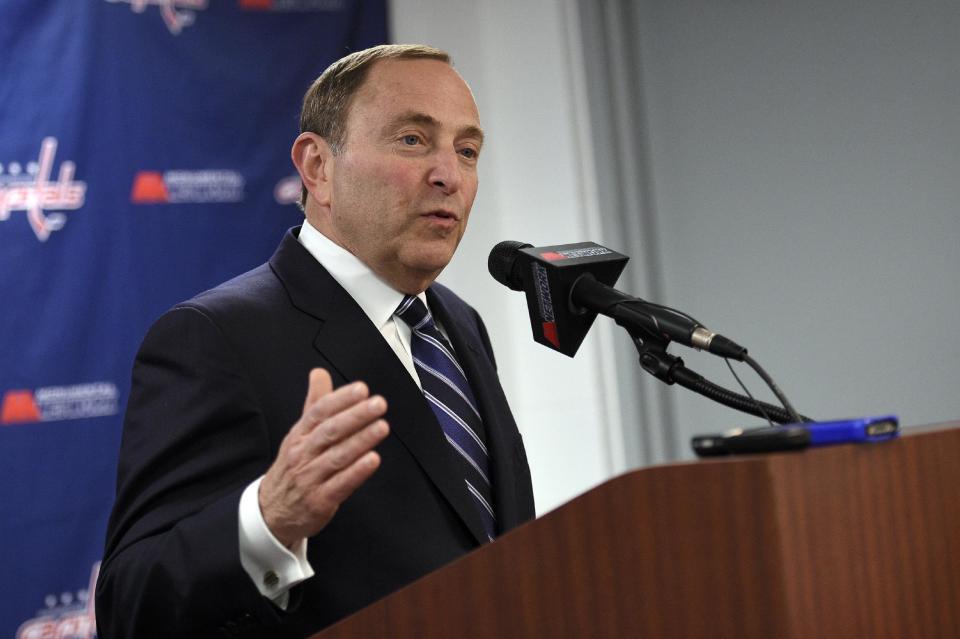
238;220;431;608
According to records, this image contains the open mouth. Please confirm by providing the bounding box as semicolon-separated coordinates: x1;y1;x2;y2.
423;210;459;223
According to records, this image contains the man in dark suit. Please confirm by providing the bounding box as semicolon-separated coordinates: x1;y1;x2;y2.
95;44;535;638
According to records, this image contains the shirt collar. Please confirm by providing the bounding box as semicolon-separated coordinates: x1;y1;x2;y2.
297;220;422;328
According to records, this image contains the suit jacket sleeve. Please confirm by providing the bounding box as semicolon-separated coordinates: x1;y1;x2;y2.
95;305;290;638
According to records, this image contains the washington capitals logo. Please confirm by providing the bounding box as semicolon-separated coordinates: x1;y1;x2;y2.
0;138;87;242
106;0;209;35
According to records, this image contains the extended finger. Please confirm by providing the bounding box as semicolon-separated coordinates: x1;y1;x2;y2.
296;380;370;437
309;418;390;483
310;450;383;516
305;394;387;453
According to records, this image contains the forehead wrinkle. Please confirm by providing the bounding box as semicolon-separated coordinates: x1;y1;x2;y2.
381;111;438;137
380;110;485;145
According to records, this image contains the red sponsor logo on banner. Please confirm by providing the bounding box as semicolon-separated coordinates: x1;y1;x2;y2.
130;171;170;203
1;383;119;426
130;169;245;204
0;137;87;242
0;390;41;424
104;0;208;35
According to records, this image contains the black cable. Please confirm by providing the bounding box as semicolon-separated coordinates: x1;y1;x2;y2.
670;365;807;424
621;302;809;424
743;354;804;423
641;299;700;324
637;300;805;423
725;358;774;428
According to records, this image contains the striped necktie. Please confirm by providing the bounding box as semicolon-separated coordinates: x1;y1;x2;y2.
394;295;497;541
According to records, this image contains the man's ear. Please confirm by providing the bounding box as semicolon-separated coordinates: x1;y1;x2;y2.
291;132;333;208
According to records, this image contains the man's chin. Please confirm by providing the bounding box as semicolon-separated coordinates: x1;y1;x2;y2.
407;240;459;271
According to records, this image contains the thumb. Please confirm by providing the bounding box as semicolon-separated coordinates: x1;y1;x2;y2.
302;368;333;413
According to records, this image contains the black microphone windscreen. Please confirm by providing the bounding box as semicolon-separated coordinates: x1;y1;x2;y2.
487;240;531;291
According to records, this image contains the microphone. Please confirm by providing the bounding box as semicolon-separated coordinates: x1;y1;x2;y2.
488;240;747;360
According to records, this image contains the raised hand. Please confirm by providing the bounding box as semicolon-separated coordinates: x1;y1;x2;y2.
259;368;390;548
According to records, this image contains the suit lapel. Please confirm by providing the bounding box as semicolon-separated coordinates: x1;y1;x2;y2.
269;229;488;545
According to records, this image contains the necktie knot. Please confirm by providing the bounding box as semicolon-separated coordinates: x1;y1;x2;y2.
394;295;435;333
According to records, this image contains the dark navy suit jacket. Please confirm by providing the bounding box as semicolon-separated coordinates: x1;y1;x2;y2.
95;228;535;638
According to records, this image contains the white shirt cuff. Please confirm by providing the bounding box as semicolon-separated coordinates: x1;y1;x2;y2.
238;476;315;609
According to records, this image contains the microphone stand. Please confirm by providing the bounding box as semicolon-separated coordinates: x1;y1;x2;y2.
623;324;808;425
568;274;805;423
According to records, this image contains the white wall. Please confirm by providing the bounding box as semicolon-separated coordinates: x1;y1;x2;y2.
391;0;627;513
631;0;960;450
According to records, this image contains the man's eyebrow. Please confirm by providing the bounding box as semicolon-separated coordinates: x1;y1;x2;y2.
461;124;485;147
382;111;485;145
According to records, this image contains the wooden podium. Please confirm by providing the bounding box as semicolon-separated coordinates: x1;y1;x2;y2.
313;423;960;638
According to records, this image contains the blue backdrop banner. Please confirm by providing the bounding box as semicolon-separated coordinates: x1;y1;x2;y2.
0;2;387;636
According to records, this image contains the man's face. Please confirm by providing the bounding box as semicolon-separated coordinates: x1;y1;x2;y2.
315;58;483;294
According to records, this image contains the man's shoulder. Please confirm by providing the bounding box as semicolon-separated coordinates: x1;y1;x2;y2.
136;260;300;363
179;262;285;318
138;261;295;348
168;226;310;320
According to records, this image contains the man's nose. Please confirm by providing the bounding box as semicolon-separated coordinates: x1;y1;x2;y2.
427;149;463;195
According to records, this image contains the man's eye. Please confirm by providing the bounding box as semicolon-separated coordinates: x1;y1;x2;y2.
402;135;420;145
459;148;478;159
